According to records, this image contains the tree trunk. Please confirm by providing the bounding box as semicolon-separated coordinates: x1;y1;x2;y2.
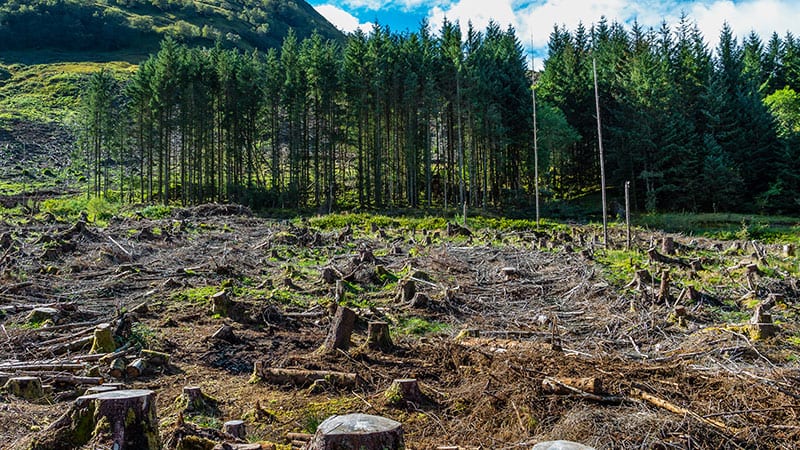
306;414;403;450
365;322;393;352
322;306;356;353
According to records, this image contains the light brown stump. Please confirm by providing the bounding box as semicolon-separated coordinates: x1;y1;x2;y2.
306;413;404;450
322;306;356;353
784;244;796;257
223;419;246;439
366;321;394;352
210;289;231;316
657;270;671;303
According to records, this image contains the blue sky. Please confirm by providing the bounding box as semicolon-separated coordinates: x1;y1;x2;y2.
311;0;800;67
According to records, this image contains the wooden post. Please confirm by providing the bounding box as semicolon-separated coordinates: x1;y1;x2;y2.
625;181;631;250
306;413;404;450
531;52;541;226
322;306;356;353
593;58;608;247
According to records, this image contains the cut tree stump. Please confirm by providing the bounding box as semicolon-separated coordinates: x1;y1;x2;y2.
181;385;219;414
306;413;404;450
396;278;416;304
322;306;356;353
3;376;44;400
365;321;394;352
89;323;115;354
385;379;423;406
661;236;675;255
657;270;671;303
210;289;231;316
76;389;161;449
223;419;246;439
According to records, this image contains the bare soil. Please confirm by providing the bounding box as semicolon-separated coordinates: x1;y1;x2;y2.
1;205;799;449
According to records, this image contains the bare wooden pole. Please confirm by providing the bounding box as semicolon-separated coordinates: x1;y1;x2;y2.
531;52;540;226
625;181;631;250
593;58;608;246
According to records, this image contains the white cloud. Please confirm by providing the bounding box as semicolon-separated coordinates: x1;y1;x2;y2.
426;0;800;65
315;4;374;33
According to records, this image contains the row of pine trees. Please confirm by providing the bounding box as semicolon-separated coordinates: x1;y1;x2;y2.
80;16;800;214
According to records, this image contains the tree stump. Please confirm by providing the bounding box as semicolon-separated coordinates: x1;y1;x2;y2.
321;267;338;284
657;270;671;303
306;413;404;450
396;278;416;303
223;419;246;439
385;379;423;406
365;321;394;352
77;389;161;449
90;323;116;354
322;306;356;353
210;289;231;316
181;385;218;413
784;244;796;257
661;236;675;255
750;302;778;340
3;376;44;400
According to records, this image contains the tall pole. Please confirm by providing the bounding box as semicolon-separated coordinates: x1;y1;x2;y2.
625;181;631;250
531;52;540;226
593;58;608;246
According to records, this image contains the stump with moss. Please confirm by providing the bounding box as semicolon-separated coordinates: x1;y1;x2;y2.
89;323;116;354
3;376;44;400
365;321;394;352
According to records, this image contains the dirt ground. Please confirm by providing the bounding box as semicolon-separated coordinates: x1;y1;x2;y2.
1;204;800;449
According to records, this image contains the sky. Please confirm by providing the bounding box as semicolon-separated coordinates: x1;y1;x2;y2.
310;0;800;68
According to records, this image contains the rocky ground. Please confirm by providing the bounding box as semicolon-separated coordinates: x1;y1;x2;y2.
0;202;799;449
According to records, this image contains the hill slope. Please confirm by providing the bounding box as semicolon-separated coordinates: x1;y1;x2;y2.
0;0;343;63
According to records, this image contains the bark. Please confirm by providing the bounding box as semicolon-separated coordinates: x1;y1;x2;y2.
252;364;358;389
321;306;356;353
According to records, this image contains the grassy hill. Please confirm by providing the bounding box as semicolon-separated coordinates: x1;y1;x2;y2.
0;0;343;122
0;0;343;64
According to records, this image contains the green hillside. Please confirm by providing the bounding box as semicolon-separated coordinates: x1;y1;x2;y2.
0;0;343;63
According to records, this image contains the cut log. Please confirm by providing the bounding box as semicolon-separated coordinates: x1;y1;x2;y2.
306;414;404;450
533;441;596;450
321;306;356;353
110;357;127;379
252;364;358;389
365;321;394;352
223;419;246;439
3;376;44;400
126;358;147;378
385;379;424;406
542;377;603;395
141;349;170;367
77;389;161;449
89;323;116;354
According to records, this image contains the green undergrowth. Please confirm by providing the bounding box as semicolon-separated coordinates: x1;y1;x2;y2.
638;213;800;243
0;61;136;122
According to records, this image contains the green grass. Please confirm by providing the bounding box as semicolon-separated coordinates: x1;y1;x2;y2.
637;213;800;243
396;317;451;336
0;61;136;122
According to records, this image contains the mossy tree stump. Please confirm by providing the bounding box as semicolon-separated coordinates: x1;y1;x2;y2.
3;376;43;400
385;379;423;406
26;389;161;450
89;323;115;354
223;419;245;439
306;413;404;450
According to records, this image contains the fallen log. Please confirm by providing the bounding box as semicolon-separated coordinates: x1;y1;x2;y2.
0;362;85;372
253;364;358;388
631;388;740;435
